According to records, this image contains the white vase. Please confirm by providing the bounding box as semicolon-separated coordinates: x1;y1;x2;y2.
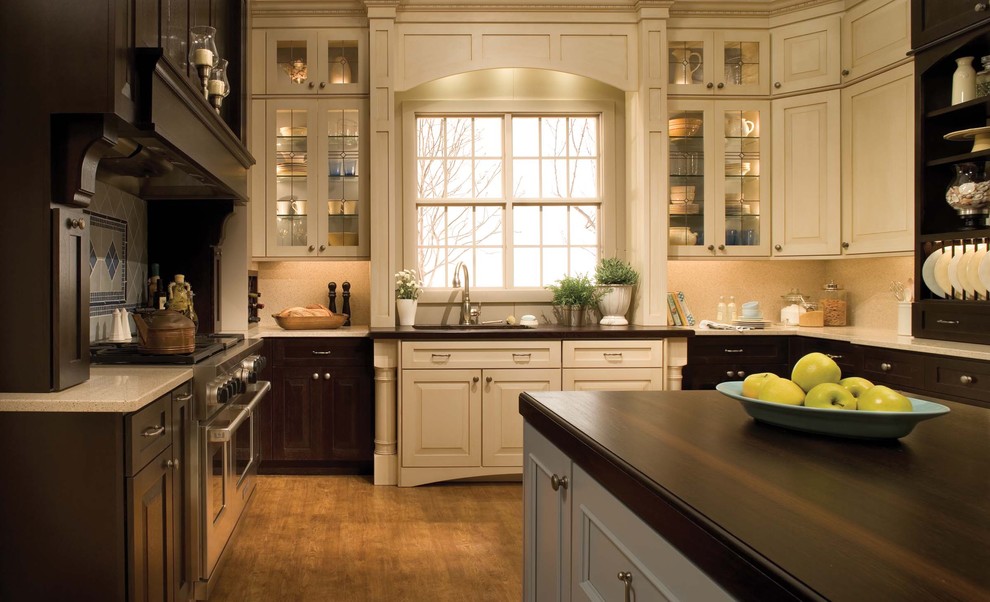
396;298;418;326
952;56;977;105
597;285;633;325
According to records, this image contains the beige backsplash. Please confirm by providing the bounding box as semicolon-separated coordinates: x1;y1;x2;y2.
667;256;914;331
256;261;371;327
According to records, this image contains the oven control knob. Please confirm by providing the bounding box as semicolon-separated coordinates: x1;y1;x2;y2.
216;385;229;405
226;378;239;397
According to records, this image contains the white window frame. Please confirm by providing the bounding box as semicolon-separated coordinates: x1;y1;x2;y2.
401;100;618;304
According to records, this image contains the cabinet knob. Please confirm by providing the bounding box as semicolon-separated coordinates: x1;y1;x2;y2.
67;218;86;230
324;373;331;380
960;375;974;385
880;362;892;372
774;81;781;89
726;370;735;378
706;82;714;89
550;474;568;491
737;371;746;378
472;376;480;383
319;81;327;89
707;244;715;252
319;244;326;251
717;244;726;251
977;3;987;12
165;458;179;470
486;376;493;383
842;241;850;249
717;82;725;89
775;244;782;251
312;373;320;380
841;69;850;76
308;82;316;88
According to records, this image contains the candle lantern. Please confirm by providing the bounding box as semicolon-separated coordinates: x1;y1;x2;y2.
208;59;231;114
189;26;219;99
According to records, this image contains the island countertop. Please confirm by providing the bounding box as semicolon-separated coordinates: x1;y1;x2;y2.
520;389;989;600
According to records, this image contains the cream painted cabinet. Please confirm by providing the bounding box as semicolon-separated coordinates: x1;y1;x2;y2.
771;90;841;257
840;0;910;82
262;29;366;95
668;29;770;96
770;15;841;94
256;98;369;258
562;340;663;391
483;369;561;467
840;62;914;255
668;99;771;258
523;422;572;602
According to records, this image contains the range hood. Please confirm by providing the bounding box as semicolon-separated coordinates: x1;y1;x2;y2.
53;49;254;205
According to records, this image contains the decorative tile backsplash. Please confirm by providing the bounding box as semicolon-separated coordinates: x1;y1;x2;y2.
86;211;128;311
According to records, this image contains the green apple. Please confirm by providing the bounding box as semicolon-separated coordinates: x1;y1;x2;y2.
838;376;874;398
804;383;858;410
757;378;806;405
742;372;780;398
791;352;842;393
857;385;913;412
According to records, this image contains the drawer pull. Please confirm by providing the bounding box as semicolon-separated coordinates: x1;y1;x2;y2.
826;353;843;360
723;348;744;353
603;352;623;359
174;393;193;402
936;319;960;326
431;353;452;361
312;350;333;356
512;353;532;360
141;425;165;438
960;375;974;385
617;571;633;602
880;362;892;372
550;474;568;491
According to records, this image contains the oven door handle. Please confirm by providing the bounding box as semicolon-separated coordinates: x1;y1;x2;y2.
207;381;271;443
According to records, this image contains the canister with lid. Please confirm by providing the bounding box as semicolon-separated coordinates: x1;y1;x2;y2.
779;288;808;325
821;280;848;326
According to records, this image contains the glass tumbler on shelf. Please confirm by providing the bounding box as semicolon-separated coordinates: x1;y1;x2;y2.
945;162;990;228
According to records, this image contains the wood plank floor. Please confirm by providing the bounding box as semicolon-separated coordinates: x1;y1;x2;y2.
209;476;523;601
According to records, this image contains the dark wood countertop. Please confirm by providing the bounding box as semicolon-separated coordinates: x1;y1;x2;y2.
520;390;990;601
368;324;693;340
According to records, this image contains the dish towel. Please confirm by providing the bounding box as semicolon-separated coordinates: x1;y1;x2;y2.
698;319;754;331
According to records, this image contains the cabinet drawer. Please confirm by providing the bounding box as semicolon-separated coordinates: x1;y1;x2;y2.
562;368;662;391
793;337;862;377
563;340;662;368
571;464;732;601
272;337;371;367
126;393;172;477
684;363;791;390
916;303;990;346
860;347;924;391
689;336;789;365
401;341;561;370
924;356;990;406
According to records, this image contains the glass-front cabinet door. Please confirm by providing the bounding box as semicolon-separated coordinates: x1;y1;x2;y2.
265;98;368;257
668;30;769;96
668;100;770;258
265;29;366;95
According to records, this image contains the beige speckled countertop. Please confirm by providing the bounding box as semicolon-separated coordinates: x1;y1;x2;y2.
0;366;193;413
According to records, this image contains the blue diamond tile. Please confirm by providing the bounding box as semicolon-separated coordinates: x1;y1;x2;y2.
106;241;119;280
89;242;97;273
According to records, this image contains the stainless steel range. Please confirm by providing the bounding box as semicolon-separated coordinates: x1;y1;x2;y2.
93;335;270;599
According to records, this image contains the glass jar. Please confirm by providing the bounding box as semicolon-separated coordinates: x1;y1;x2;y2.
945;162;990;227
779;288;809;326
977;56;990;97
821;280;847;327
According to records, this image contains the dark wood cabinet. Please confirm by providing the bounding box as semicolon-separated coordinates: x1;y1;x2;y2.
912;0;990;48
791;337;863;378
924;354;990;406
262;338;374;474
128;448;175;602
861;347;926;393
684;336;790;389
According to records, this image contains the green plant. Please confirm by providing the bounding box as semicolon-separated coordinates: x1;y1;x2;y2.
595;257;639;286
546;273;603;307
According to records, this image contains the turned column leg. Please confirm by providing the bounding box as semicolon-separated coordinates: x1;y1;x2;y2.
373;341;398;485
665;337;689;391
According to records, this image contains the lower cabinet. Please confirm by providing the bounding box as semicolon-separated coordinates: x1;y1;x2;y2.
262;337;374;474
685;336;791;389
524;424;732;601
562;340;663;391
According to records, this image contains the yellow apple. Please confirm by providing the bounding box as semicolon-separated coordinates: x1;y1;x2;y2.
838;376;874;398
757;378;806;405
804;383;858;410
742;372;780;398
791;352;842;393
857;385;913;412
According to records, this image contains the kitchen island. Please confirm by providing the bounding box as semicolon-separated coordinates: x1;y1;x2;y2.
520;389;989;600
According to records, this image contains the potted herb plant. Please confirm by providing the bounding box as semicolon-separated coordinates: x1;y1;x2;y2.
546;273;602;326
594;257;639;325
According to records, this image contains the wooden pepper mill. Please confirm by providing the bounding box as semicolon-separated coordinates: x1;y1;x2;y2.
341;281;351;326
328;282;337;313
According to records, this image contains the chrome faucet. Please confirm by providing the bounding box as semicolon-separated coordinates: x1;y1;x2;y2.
452;261;477;324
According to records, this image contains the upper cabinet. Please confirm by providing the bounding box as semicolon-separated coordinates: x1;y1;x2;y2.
911;0;990;48
771;16;841;94
262;29;367;95
668;29;770;96
841;0;911;81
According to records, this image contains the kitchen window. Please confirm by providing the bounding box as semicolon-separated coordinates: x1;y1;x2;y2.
403;101;617;299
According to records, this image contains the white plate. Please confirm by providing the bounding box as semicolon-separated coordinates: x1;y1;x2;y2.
934;249;954;298
980;250;990;293
968;245;989;299
948;249;965;298
922;249;946;298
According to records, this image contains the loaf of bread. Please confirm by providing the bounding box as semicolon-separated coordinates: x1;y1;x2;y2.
278;304;334;317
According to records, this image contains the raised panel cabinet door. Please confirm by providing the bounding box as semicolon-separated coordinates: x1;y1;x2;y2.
562;368;662;391
771;90;841;257
841;0;910;81
128;449;174;602
171;384;194;601
271;366;324;461
482;369;561;467
401;369;481;468
324;367;374;461
523;423;572;602
911;0;990;48
52;207;90;391
771;15;841;94
841;62;915;254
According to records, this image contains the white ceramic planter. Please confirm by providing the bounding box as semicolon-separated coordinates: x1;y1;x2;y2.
597;285;633;325
396;298;418;326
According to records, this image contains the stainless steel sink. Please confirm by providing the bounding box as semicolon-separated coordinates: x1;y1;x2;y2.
411;324;531;330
